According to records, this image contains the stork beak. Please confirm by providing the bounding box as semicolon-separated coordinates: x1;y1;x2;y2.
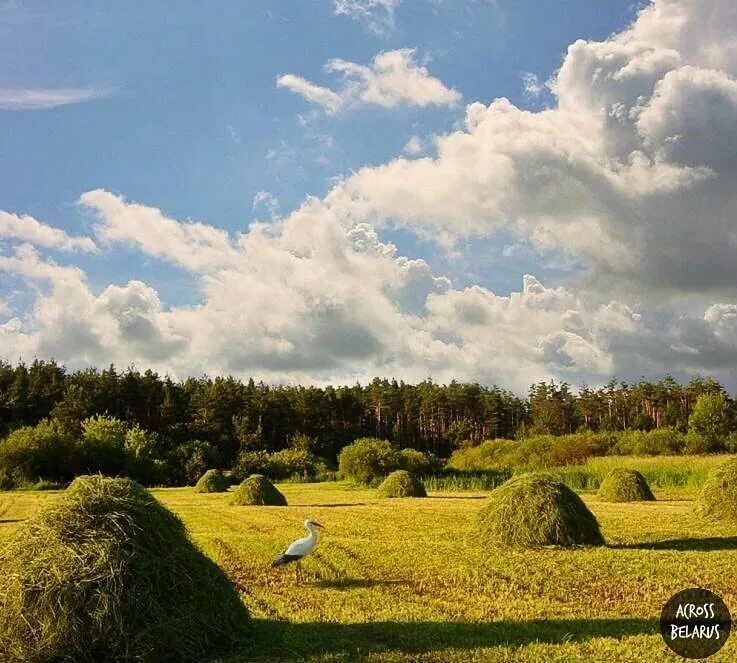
313;521;325;529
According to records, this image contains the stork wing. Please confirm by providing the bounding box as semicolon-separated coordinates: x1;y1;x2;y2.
284;535;311;557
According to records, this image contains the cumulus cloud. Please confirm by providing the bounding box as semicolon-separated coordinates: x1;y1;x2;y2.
315;0;737;297
0;210;97;252
277;49;460;113
0;87;112;110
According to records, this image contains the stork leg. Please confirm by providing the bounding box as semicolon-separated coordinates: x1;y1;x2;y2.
295;561;302;584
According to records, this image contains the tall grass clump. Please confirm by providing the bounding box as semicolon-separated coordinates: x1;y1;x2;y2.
697;458;737;523
377;470;426;498
232;474;287;506
476;473;604;548
194;469;229;493
597;468;655;502
422;469;512;492
0;475;248;663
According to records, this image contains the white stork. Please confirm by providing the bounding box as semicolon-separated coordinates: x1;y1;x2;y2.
272;518;325;582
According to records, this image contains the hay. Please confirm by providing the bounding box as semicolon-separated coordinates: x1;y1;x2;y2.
597;468;655;502
477;472;604;548
194;469;229;493
231;474;287;506
377;470;427;498
0;475;248;663
697;458;737;523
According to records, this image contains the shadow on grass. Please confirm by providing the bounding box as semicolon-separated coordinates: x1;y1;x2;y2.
0;518;23;524
613;536;737;551
232;617;657;661
299;503;367;508
313;578;408;589
425;495;487;500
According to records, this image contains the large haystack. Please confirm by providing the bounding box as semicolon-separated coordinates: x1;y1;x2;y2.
597;468;655;502
377;470;427;498
0;475;248;663
232;474;287;506
194;469;229;493
697;458;737;523
477;473;604;548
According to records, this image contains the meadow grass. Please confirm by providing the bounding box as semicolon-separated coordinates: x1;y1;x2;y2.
1;476;736;662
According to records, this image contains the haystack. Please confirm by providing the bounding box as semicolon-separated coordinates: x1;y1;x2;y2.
597;468;655;502
377;470;427;498
194;469;229;493
0;475;248;663
232;474;287;506
697;458;737;523
477;473;604;548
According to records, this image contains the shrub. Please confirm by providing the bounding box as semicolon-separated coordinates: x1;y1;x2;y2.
377;470;427;498
232;475;287;506
233;450;273;481
338;438;399;485
397;448;434;475
0;472;13;491
476;473;604;548
269;449;317;480
78;415;128;475
689;393;731;451
684;431;710;455
697;458;737;523
194;469;229;493
0;475;248;662
597;469;655;502
0;420;75;484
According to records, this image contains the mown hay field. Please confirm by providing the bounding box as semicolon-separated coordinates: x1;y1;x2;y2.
1;473;737;662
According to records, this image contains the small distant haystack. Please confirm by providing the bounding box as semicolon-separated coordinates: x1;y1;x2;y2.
0;475;248;663
597;469;656;502
477;473;604;548
377;470;427;498
232;474;287;506
697;458;737;523
194;469;229;493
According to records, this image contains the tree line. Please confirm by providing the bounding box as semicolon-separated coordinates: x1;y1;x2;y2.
1;360;735;464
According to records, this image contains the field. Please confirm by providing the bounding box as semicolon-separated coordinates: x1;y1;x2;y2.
2;463;737;662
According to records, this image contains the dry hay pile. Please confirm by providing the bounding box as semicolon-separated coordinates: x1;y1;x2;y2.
232;474;287;506
477;472;604;548
697;458;737;523
377;470;427;498
194;468;229;493
597;468;656;502
0;475;248;662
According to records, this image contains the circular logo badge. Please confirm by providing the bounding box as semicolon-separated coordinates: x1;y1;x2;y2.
660;588;731;659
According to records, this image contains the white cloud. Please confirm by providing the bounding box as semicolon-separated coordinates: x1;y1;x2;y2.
278;49;460;113
333;0;400;34
252;191;280;219
521;72;545;98
0;87;112;110
402;135;425;155
0;210;97;252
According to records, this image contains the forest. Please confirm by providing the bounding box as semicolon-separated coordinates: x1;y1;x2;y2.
0;359;735;487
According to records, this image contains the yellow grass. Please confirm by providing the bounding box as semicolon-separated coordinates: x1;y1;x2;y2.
1;481;736;662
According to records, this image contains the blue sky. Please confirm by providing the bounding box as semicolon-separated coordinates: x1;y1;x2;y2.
1;0;637;301
2;0;737;391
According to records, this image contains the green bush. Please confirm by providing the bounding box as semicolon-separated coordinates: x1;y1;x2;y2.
597;469;655;502
269;449;317;480
78;415;128;475
377;470;426;498
689;393;731;451
0;475;248;662
233;450;273;481
338;438;399;485
614;429;685;456
476;473;604;548
397;448;434;475
0;420;75;484
697;458;737;523
684;431;710;455
232;475;287;506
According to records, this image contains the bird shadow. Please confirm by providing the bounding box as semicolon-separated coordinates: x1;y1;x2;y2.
312;577;408;590
611;536;737;552
229;616;657;662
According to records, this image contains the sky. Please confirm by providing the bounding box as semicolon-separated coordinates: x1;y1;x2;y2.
1;0;737;393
